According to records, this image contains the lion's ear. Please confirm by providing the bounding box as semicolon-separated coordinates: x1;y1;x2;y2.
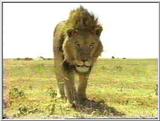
66;29;78;37
94;41;103;58
95;26;103;37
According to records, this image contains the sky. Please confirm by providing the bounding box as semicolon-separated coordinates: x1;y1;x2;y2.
3;3;159;59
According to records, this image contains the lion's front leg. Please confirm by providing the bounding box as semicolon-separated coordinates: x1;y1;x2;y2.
64;71;77;103
77;73;89;102
55;64;66;98
57;80;65;98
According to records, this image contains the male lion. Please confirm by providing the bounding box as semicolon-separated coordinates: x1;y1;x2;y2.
53;6;103;104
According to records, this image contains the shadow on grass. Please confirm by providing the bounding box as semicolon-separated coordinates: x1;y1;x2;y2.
74;99;125;117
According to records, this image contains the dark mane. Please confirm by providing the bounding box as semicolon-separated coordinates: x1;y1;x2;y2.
64;6;99;32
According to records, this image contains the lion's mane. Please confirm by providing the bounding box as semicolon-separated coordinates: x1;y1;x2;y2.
63;6;102;35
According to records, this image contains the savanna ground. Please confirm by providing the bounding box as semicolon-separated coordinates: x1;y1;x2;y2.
3;59;158;119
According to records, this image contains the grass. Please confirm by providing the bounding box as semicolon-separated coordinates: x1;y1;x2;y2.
3;59;158;119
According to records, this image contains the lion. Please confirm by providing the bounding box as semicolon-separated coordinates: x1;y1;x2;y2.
53;6;103;104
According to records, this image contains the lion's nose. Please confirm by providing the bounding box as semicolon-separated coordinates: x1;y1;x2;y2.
81;59;87;62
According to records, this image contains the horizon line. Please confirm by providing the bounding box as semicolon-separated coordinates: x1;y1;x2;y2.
3;57;158;59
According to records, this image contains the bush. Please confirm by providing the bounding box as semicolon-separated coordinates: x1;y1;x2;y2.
9;88;25;98
47;88;57;98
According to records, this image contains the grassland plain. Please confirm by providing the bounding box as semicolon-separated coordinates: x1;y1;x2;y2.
3;59;158;119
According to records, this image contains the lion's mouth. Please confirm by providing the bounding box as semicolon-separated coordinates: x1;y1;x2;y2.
75;65;91;73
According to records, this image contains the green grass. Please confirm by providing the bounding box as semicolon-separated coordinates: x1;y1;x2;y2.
3;59;158;119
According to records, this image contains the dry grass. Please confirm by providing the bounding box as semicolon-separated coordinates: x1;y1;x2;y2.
3;59;158;119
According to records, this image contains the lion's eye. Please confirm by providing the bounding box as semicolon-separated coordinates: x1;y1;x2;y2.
89;43;95;48
77;43;80;47
75;41;80;47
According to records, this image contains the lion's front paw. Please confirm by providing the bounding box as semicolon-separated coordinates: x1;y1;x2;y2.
77;96;88;104
56;93;66;100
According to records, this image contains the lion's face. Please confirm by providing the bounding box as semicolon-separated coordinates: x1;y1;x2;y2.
63;27;103;73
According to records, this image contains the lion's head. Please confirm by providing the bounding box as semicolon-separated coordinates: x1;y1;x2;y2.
62;6;103;73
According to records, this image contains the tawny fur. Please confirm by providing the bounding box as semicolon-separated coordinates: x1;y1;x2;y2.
53;6;103;104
